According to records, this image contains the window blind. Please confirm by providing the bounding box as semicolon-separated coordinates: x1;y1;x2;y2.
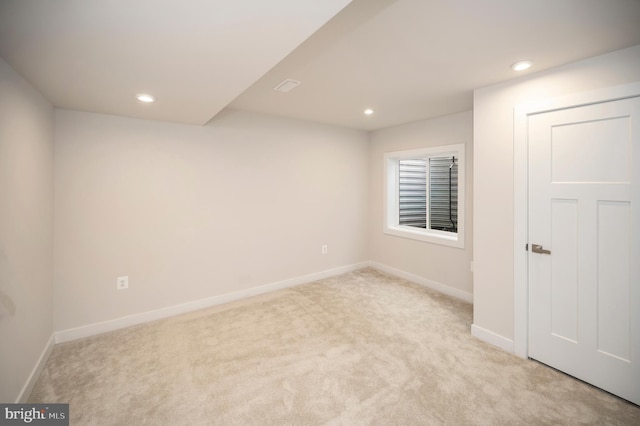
398;156;458;232
398;159;427;228
429;157;458;232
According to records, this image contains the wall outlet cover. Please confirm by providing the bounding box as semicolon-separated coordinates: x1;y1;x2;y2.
117;276;129;290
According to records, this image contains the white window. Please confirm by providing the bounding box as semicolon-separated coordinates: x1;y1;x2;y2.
384;144;465;248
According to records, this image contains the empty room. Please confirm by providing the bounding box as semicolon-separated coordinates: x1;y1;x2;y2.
1;0;639;424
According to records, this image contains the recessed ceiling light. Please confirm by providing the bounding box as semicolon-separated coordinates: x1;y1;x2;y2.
136;94;156;103
511;61;533;71
364;109;374;115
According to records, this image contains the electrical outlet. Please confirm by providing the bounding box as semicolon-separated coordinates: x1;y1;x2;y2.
117;276;129;290
321;245;328;255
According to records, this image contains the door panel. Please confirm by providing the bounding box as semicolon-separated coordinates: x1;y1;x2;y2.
597;200;630;361
551;116;630;183
528;96;639;405
550;199;578;343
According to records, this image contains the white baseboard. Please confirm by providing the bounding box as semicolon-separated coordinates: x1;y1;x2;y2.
55;262;369;344
17;333;55;403
368;261;473;303
471;324;514;353
368;262;512;354
55;260;475;344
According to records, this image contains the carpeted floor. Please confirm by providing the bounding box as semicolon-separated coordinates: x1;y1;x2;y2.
30;268;640;425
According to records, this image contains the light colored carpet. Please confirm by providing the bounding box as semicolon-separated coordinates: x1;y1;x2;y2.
30;268;640;425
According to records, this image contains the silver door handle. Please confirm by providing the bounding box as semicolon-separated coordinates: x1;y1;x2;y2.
531;244;551;255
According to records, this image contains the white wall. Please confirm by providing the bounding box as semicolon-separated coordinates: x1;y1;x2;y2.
0;58;54;402
54;109;369;332
7;36;638;401
473;45;640;345
369;111;473;299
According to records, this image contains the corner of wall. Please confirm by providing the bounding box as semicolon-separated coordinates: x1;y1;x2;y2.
16;335;55;403
470;324;514;354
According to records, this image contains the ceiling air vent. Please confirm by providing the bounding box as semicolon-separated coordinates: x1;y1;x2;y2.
273;79;301;93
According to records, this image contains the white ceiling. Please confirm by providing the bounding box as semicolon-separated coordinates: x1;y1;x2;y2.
1;0;639;130
0;0;351;125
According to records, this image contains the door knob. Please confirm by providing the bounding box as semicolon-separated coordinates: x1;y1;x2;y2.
531;244;551;254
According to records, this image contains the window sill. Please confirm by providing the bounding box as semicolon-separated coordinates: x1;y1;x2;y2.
384;225;464;248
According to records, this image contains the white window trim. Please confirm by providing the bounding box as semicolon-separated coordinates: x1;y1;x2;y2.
383;144;465;248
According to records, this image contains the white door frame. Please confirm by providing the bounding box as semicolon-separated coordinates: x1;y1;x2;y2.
513;81;640;359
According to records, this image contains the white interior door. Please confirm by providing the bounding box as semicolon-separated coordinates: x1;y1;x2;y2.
528;96;640;405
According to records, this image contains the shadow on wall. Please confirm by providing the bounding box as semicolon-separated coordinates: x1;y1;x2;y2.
0;249;17;318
